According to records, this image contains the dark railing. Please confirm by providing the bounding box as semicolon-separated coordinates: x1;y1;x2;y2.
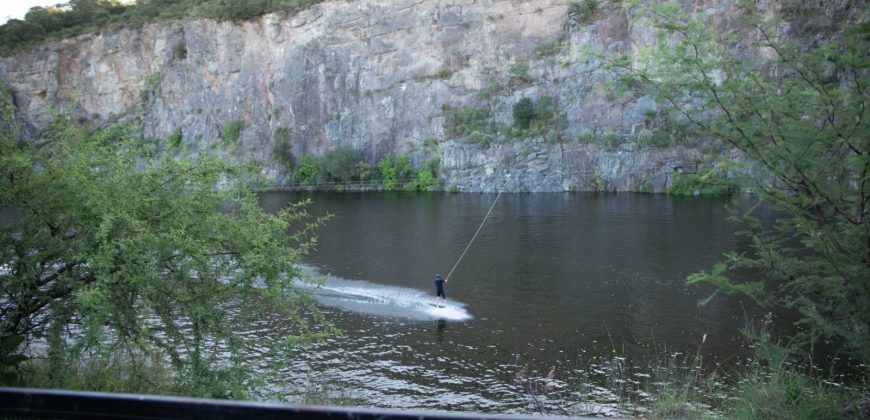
0;387;585;419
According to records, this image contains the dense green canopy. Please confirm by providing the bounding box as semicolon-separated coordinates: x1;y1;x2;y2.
0;0;330;55
0;89;334;396
596;2;870;365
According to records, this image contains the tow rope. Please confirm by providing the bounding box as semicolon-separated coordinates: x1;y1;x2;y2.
444;185;504;282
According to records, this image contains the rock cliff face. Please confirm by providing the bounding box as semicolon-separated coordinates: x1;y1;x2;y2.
0;0;861;192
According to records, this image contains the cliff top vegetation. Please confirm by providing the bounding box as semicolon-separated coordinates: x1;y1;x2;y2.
0;0;330;55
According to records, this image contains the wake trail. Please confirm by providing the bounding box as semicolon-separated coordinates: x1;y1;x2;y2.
295;265;472;321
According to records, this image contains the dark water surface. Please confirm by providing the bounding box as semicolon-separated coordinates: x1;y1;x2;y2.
258;192;772;413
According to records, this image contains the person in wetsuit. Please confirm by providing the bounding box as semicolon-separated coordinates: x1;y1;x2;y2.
434;273;447;305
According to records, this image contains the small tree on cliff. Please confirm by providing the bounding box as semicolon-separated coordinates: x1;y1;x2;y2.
512;97;535;129
594;2;869;364
0;91;335;394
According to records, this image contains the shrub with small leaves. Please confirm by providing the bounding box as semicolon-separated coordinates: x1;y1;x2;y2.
173;42;187;60
322;144;359;182
354;161;375;181
569;0;598;23
221;120;242;145
636;128;654;145
293;155;320;185
578;128;595;144
435;68;453;79
378;154;413;191
602;132;621;151
512;98;535;129
168;128;182;149
443;105;490;140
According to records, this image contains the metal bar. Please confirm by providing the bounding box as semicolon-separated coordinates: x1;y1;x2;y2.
0;387;584;419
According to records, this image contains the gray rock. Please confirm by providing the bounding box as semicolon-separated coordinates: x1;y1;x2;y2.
0;0;859;192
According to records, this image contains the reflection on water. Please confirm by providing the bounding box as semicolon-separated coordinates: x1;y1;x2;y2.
258;192;777;413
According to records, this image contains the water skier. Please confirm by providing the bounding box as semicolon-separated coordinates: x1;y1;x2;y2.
434;273;447;306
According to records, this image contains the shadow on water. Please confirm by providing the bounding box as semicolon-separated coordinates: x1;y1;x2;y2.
436;320;447;342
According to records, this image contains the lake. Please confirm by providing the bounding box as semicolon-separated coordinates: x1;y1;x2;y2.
257;191;775;414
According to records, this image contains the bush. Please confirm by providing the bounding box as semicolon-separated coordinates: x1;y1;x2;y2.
578;128;595;143
0;0;332;55
378;154;413;190
168;128;182;149
0;110;334;397
406;158;440;191
173;41;187;60
415;168;437;191
569;0;598;23
668;165;739;196
512;97;535;129
467;130;491;146
221;120;242;145
602;132;621;151
443;105;490;140
201;0;276;21
508;63;533;84
353;161;375;181
322;144;358;182
638;127;683;149
636;128;654;145
545;129;560;144
293;155;320;185
511;96;562;136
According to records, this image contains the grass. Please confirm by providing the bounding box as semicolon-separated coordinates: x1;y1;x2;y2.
667;164;740;196
511;332;865;419
18;351;179;396
724;367;852;419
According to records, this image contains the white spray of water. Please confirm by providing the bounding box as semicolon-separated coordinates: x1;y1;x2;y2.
295;265;472;321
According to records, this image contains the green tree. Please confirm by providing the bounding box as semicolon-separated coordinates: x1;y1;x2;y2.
0;97;334;393
353;161;375;182
293;154;320;185
23;7;64;31
378;155;399;190
596;2;870;363
0;0;330;55
378;154;413;191
0;20;45;44
322;144;359;182
409;158;440;192
68;0;111;26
